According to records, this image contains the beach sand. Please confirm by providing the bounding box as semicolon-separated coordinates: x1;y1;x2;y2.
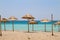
0;31;60;40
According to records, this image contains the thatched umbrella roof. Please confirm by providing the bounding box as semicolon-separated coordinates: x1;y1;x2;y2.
41;19;49;22
29;20;37;24
55;21;60;25
9;16;17;20
1;18;8;22
22;14;35;19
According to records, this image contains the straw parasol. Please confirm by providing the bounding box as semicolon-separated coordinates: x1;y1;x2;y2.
0;15;2;36
22;14;34;19
41;19;49;32
55;21;60;32
1;18;7;31
29;19;37;32
22;14;35;32
9;16;17;32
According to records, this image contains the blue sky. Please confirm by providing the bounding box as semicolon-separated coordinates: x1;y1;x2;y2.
0;0;60;20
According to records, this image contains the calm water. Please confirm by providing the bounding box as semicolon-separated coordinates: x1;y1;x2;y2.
1;20;59;32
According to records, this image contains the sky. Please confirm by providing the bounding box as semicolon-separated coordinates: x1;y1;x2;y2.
0;0;60;20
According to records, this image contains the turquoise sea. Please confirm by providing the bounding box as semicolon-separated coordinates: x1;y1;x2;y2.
1;20;59;32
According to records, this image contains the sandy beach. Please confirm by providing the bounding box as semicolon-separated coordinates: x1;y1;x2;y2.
0;31;60;40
